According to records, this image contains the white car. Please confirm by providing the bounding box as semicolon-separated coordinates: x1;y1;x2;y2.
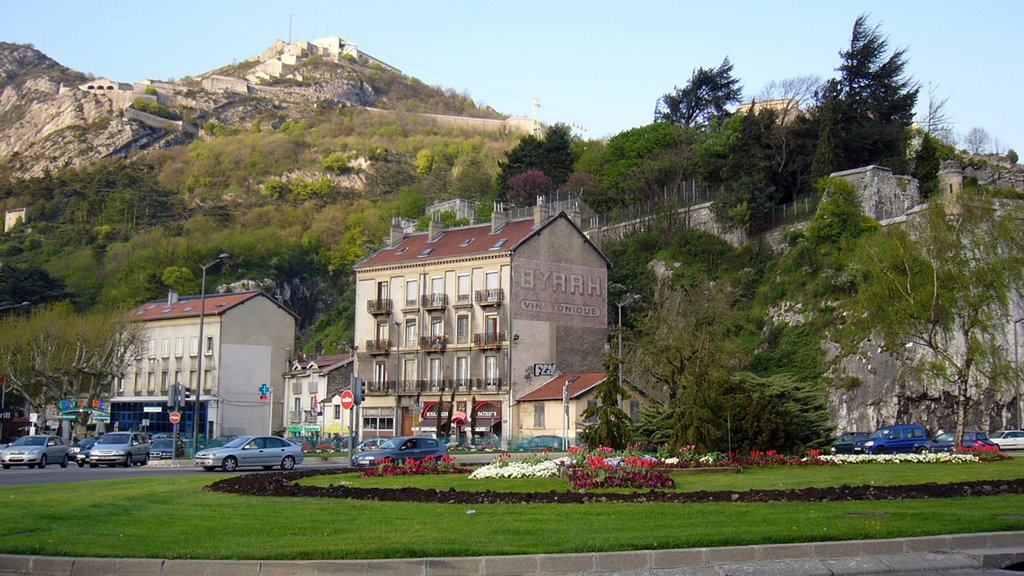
992;430;1024;450
1;435;70;469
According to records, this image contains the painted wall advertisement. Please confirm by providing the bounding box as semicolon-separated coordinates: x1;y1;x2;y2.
513;258;607;328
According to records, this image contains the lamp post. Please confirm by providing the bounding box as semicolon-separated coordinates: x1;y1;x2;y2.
1014;318;1024;429
192;253;230;455
616;294;641;390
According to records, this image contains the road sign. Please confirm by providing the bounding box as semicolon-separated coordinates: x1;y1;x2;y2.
169;411;181;424
340;389;354;410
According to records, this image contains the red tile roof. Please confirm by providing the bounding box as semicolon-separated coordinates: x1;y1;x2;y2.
517;373;606;402
129;292;264;321
354;218;540;269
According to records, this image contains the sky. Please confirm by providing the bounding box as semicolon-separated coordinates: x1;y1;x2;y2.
2;1;1022;151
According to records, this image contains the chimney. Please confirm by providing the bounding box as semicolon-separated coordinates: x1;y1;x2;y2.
533;195;549;227
167;290;179;305
491;201;507;233
390;217;405;245
428;212;443;241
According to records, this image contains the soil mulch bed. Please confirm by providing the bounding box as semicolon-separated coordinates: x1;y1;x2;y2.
205;469;1024;505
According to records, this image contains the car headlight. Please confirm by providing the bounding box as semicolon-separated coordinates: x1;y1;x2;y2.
863;440;874;446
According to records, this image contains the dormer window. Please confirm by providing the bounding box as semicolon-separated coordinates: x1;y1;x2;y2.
489;239;507;250
459;238;475;247
417;248;434;258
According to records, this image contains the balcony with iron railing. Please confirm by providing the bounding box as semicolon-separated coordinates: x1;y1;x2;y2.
367;380;397;395
419;335;448;352
396;378;505;395
366;298;393;316
421;293;448;310
473;331;506;349
364;339;391;354
474;288;504;306
289;410;303;423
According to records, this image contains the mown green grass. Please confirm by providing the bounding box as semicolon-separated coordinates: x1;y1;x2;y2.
0;460;1021;560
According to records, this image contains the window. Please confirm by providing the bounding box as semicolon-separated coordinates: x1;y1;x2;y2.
160;371;168;393
161;338;171;358
533;404;545;428
457;273;471;302
405;320;417;345
456;356;469;388
148;340;156;359
374;361;387;384
133;373;141;394
431;317;443;337
456;315;470;343
333;405;341;419
486;270;499;290
489;239;507;250
147;372;155;392
485;314;499;336
431;276;443;297
173;370;181;390
376;321;389;342
630;400;641;421
293;397;301;419
362;407;395;432
307;375;319;395
485;356;498;386
376;280;389;300
203;369;212;392
404;359;416;381
175;338;184;358
205;336;214;356
189;337;199;357
406;278;418;307
429;358;442;389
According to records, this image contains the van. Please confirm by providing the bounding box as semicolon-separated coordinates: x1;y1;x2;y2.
854;424;935;455
87;432;151;467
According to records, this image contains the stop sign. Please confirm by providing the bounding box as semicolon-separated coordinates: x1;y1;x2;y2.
340;389;355;410
169;411;181;424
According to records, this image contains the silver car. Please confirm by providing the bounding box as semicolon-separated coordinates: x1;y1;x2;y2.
87;432;151;467
194;435;303;472
0;435;70;469
992;430;1024;450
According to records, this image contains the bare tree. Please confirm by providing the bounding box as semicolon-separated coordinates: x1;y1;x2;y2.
919;82;954;143
964;127;991;154
756;75;822;124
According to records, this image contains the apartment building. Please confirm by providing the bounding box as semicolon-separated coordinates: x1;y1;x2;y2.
284;353;354;439
114;291;297;439
352;201;610;444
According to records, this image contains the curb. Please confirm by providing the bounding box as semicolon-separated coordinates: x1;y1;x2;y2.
1;531;1021;576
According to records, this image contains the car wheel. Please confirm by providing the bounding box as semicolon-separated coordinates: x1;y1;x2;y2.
77;461;84;468
122;455;132;468
202;466;217;472
142;453;149;465
38;455;47;469
1;464;9;470
916;446;930;455
281;455;296;470
90;463;99;468
60;454;69;468
222;456;238;472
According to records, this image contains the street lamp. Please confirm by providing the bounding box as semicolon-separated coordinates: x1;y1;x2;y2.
616;294;641;390
1014;318;1024;429
192;253;231;455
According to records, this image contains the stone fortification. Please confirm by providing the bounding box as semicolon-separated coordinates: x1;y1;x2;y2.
830;165;921;221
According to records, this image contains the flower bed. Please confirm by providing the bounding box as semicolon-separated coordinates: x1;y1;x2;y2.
359;455;470;477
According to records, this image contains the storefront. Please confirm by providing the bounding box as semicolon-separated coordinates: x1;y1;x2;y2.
109;401;208;439
418;400;502;441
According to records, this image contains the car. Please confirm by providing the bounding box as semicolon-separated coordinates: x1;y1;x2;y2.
991;430;1024;450
931;431;997;452
515;435;565;451
830;431;869;454
149;437;186;459
69;436;99;467
0;434;69;469
854;424;935;455
351;436;447;467
355;437;387;452
193;435;303;472
87;432;151;467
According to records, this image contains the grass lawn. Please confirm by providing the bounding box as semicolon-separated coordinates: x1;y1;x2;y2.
0;460;1021;560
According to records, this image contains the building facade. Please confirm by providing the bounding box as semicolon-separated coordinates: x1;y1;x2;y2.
352;202;609;445
115;291;296;440
283;354;354;440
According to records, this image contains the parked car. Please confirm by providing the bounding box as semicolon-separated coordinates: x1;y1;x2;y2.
931;431;997;452
351;436;447;467
854;424;935;455
87;432;151;467
0;434;70;469
992;430;1024;451
830;431;869;454
355;437;387;452
149;437;186;459
69;436;99;467
515;435;565;451
193;435;303;472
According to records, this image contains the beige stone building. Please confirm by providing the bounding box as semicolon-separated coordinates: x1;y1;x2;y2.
116;291;296;440
352;202;610;445
283;353;354;439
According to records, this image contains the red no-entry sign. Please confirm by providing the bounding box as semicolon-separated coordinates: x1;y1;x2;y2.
340;389;354;410
169;411;181;424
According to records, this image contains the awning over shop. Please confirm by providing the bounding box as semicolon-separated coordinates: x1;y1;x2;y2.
287;425;321;432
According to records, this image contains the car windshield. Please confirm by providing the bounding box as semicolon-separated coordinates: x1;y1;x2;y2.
379;438;406;450
935;432;954;441
152;439;172;448
97;433;132;445
12;436;46;446
868;429;892;439
221;437;251;449
75;438;97;447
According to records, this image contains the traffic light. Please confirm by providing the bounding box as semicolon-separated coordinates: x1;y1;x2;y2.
167;383;180;407
352;376;365;405
183;386;192;401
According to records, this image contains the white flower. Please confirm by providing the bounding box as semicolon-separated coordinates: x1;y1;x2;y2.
469;460;560;479
819;453;979;464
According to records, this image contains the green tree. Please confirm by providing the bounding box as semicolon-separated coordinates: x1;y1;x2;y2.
846;192;1024;447
655;57;743;129
579;346;634;450
806;177;878;245
496;124;575;198
818;15;919;172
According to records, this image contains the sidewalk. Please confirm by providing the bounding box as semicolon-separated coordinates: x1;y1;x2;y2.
2;531;1021;576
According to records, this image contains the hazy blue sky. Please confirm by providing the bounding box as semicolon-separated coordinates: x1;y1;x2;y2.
2;1;1021;151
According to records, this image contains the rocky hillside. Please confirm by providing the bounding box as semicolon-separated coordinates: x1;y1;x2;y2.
0;39;504;179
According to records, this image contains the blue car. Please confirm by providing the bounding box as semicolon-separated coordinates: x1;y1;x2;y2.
855;424;935;455
351;436;447;467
